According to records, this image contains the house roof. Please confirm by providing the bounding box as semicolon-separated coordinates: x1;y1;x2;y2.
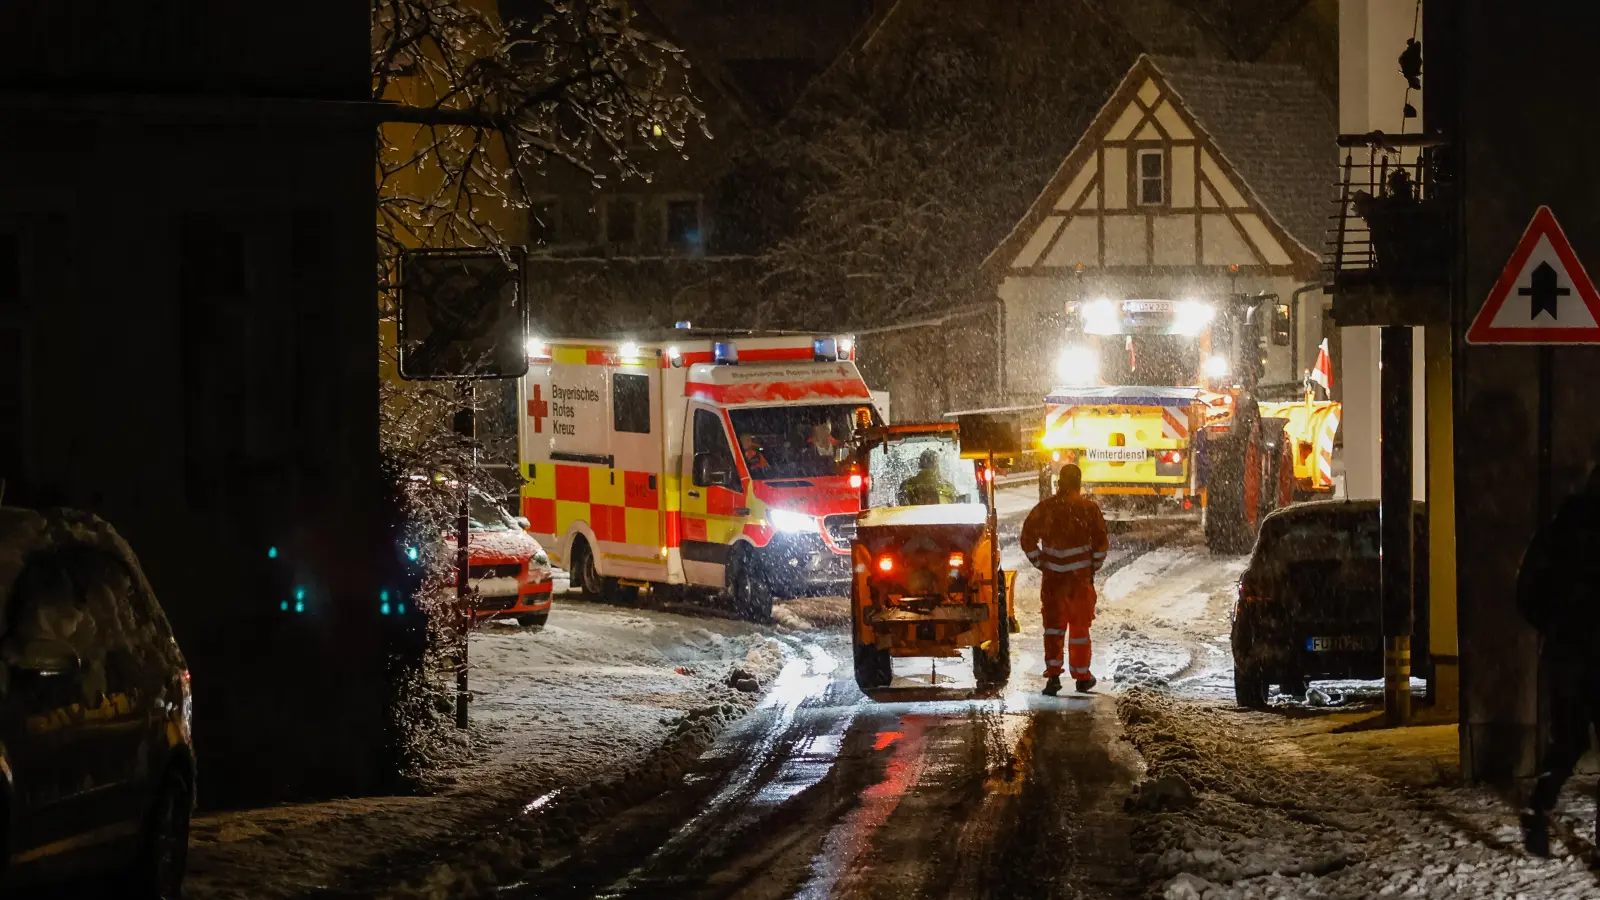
1146;55;1336;256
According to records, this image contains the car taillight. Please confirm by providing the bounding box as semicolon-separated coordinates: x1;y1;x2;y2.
1238;582;1268;605
849;473;864;490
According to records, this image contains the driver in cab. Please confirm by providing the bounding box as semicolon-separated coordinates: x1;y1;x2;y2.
740;434;769;474
903;449;956;505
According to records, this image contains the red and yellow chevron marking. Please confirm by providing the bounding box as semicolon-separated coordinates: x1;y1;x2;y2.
522;463;662;556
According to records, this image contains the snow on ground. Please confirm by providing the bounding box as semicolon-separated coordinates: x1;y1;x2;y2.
1092;532;1247;697
185;597;789;900
1119;690;1600;899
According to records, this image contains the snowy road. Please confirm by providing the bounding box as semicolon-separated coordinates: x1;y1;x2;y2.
497;493;1204;900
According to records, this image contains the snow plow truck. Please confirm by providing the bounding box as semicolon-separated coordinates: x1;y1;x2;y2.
846;414;1022;694
1036;294;1339;553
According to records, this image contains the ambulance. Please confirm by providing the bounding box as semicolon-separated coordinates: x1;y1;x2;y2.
518;331;878;618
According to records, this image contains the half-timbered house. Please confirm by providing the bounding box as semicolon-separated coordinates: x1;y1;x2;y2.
981;55;1337;401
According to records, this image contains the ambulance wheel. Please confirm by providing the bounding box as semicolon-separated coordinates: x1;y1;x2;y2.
727;546;773;621
573;538;629;604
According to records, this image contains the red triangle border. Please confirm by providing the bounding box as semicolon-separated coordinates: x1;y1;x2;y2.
1467;205;1600;344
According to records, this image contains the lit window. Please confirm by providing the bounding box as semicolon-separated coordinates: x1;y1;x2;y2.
1137;149;1164;206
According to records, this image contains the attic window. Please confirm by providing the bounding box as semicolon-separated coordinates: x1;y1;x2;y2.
1137;149;1165;206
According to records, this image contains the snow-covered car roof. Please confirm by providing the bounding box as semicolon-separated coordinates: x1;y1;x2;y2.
0;507;185;667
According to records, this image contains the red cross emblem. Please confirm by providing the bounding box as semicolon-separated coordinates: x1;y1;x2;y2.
527;384;549;433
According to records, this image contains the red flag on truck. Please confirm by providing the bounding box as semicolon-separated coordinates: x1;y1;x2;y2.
1309;339;1333;394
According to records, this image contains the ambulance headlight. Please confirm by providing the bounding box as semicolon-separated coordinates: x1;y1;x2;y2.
837;335;855;358
526;337;549;360
1175;299;1215;336
1056;345;1100;387
619;342;640;362
1203;354;1230;378
1082;298;1119;335
768;508;819;533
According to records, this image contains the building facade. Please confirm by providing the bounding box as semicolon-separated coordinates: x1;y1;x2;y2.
0;4;387;805
983;55;1336;404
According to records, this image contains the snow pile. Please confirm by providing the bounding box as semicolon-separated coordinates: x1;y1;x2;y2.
771;595;851;631
1118;689;1600;898
186;601;789;900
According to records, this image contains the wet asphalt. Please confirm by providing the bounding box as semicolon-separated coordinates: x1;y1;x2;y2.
508;494;1173;900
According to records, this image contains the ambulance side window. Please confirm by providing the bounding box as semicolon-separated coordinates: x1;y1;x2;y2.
613;373;650;434
692;409;738;489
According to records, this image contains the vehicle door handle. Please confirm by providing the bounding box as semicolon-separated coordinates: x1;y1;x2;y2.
687;490;701;499
734;507;751;516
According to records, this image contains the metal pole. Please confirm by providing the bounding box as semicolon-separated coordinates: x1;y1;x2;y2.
1380;326;1415;726
454;381;475;729
1538;347;1553;521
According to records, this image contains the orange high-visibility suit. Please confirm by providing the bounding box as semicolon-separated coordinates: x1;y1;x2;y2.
1020;492;1109;680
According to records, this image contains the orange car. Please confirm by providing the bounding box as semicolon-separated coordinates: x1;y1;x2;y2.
445;490;555;627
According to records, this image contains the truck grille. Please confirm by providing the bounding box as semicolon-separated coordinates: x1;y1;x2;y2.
822;513;857;546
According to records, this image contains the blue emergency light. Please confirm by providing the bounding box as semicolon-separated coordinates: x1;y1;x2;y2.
713;341;739;365
813;338;838;362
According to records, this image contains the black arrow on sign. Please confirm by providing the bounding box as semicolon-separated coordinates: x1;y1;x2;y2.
1518;261;1569;320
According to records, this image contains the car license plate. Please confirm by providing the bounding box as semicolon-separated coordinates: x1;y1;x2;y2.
1306;635;1376;652
1086;448;1148;462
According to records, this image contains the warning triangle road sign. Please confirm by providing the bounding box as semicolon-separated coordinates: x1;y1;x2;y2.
1468;206;1600;344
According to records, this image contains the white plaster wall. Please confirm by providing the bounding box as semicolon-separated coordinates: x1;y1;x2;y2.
1339;0;1427;501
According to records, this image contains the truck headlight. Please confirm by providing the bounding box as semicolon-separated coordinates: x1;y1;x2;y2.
1175;299;1215;336
1056;345;1100;386
767;508;818;533
1082;298;1119;335
1203;354;1230;378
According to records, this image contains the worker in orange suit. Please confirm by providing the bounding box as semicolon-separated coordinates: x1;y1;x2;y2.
1020;464;1109;696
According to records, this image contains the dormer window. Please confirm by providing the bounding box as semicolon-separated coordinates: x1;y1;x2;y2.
1137;149;1165;205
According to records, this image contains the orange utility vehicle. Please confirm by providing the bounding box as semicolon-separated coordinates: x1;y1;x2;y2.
847;414;1022;694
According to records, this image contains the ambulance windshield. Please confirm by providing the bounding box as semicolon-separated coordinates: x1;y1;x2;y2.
727;403;872;480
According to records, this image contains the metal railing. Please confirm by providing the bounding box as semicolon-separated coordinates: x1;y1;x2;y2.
1327;133;1452;285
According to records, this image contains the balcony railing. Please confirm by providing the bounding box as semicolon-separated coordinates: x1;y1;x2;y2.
1326;132;1453;325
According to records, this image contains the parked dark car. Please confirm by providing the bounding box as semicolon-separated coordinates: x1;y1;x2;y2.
1231;500;1430;707
0;507;195;898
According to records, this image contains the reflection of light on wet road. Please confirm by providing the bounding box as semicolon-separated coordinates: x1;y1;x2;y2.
796;717;931;900
521;789;560;815
600;640;851;896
